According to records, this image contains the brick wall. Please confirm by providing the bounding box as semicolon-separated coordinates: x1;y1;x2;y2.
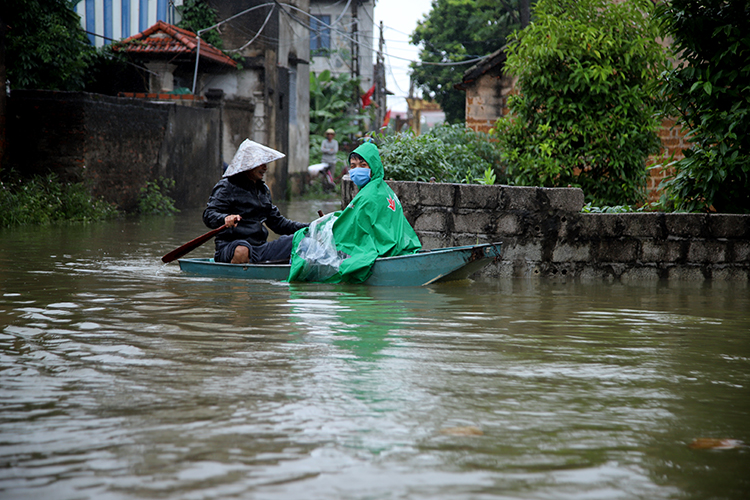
646;118;691;203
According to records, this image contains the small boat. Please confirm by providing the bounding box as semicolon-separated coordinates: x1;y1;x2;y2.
178;242;502;286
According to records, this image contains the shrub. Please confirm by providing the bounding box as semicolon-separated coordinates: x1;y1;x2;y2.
0;172;119;227
376;124;505;184
137;177;179;215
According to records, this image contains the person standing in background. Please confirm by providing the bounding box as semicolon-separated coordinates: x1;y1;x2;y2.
320;128;338;170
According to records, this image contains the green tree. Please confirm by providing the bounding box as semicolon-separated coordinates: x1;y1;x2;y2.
410;0;526;123
656;0;750;213
493;0;668;206
4;0;95;91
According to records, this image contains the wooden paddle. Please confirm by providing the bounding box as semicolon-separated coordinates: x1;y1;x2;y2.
161;223;229;263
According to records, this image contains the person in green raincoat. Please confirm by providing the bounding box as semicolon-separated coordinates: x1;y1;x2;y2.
288;142;421;283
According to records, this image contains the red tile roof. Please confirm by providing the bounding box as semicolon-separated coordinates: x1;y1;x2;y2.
116;21;237;68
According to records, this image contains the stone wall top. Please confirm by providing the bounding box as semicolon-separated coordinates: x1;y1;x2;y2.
343;180;585;213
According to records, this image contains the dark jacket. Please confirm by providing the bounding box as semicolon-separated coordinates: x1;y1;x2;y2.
203;174;307;249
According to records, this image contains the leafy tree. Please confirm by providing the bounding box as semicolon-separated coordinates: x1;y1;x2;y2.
176;0;223;48
4;0;95;91
310;70;366;138
656;0;750;213
410;0;528;123
493;0;668;206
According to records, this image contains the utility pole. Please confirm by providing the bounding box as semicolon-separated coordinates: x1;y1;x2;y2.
375;20;386;130
351;0;360;108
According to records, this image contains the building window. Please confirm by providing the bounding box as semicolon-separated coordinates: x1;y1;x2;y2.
310;15;331;56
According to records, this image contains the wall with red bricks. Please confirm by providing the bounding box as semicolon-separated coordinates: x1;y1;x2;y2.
646;118;690;203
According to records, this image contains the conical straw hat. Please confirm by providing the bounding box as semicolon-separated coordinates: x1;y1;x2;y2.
223;139;285;178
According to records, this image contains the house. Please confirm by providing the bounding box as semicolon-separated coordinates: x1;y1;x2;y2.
78;0;312;198
115;20;237;95
453;47;515;135
75;0;183;47
205;0;311;195
309;0;375;106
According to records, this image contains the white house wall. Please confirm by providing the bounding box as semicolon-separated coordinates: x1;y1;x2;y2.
76;0;183;47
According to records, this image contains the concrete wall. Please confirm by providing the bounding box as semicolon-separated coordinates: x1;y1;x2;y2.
342;180;750;282
6;90;222;211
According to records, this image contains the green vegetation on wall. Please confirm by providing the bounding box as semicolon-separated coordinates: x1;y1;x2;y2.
655;0;750;214
137;178;180;216
492;0;668;206
176;0;223;48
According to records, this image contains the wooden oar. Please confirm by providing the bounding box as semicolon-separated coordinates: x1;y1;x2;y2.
161;223;229;263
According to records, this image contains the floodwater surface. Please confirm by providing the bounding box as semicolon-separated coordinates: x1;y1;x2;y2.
1;202;749;500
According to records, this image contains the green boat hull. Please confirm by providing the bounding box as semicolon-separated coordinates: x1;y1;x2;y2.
178;243;502;286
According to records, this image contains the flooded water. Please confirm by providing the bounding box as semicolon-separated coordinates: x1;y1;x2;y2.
1;200;749;500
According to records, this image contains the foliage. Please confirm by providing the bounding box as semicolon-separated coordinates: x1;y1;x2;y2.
475;166;497;185
176;0;223;48
137;178;180;216
309;70;367;138
410;0;530;123
374;123;505;184
581;202;663;214
492;0;668;206
0;173;119;227
655;0;750;213
4;0;96;91
309;70;369;172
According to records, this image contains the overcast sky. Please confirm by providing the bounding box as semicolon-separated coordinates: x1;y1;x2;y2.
372;0;434;112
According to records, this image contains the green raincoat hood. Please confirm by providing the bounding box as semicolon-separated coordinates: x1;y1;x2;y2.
349;142;384;181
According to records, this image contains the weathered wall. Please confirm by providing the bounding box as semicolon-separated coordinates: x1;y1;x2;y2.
5;90;222;211
157;104;223;209
342;180;750;282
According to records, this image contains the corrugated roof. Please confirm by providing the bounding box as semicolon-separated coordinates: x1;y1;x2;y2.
116;21;237;68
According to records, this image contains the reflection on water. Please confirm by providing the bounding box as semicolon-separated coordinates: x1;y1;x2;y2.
1;204;749;500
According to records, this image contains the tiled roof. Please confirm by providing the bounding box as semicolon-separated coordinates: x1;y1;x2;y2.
116;20;237;68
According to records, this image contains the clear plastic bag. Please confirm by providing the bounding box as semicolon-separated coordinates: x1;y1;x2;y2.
293;213;349;282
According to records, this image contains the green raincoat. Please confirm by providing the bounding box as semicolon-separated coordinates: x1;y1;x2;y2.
288;142;421;283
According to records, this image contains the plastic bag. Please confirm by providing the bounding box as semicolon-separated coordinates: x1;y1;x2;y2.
293;213;349;282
